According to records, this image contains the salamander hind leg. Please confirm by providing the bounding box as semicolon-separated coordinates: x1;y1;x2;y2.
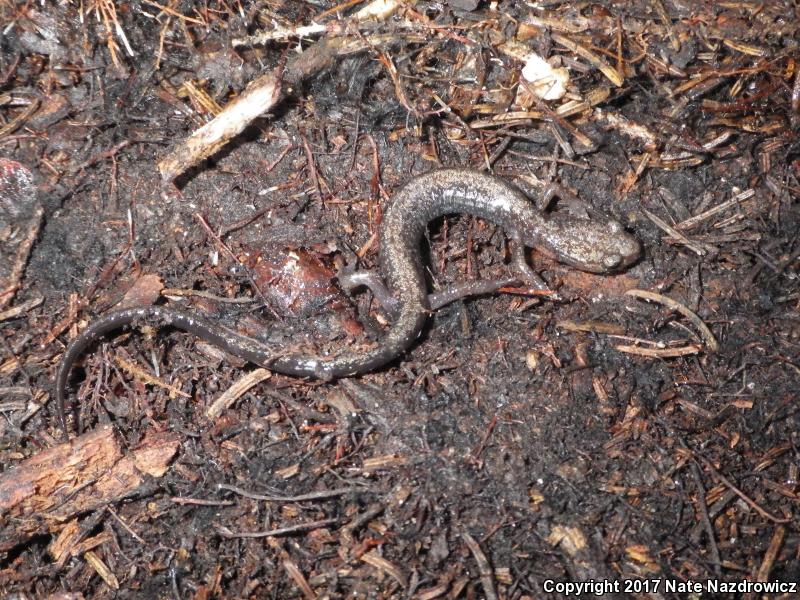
509;237;548;291
337;269;401;318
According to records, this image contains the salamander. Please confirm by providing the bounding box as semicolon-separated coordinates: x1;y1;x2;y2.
55;169;640;436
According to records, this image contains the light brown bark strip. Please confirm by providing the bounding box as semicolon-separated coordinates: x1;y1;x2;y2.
0;426;180;551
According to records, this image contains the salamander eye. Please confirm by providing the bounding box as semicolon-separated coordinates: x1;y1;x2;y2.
608;220;622;233
603;254;622;269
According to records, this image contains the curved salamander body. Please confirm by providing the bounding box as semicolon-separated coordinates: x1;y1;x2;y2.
55;169;640;435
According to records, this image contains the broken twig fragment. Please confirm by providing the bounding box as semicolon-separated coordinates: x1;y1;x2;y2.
158;73;281;181
623;289;719;353
552;33;623;87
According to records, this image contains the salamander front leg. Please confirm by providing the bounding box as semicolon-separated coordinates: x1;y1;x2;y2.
539;183;590;218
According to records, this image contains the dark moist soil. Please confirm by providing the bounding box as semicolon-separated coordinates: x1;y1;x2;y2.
1;1;799;598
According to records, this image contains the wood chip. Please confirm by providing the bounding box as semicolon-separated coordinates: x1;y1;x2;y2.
84;550;120;590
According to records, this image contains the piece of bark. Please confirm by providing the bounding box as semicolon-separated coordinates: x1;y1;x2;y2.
0;426;180;551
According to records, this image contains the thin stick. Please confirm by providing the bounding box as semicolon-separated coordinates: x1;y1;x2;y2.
217;483;367;503
216;517;339;538
693;453;791;524
625;289;719;352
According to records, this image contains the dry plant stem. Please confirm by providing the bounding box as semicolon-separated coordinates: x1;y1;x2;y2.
217;483;366;503
552;33;623;87
692;452;790;524
314;0;366;21
142;0;206;25
85;550;120;589
216;517;339;539
0;98;39;138
756;525;786;581
462;530;498;600
70;140;131;174
614;343;703;358
625;289;720;352
557;319;625;335
301;134;323;202
170;497;235;507
283;559;315;600
106;506;145;544
114;355;190;398
674;189;755;231
232;0;410;47
594;109;658;150
192;212;279;319
642;208;709;256
206;368;272;420
161;288;256;303
689;460;722;576
361;551;407;588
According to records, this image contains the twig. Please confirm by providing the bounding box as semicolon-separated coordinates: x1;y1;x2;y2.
301;134;323;203
160;32;425;181
216;517;339;538
0;98;39;138
552;33;623;87
675;189;755;231
114;356;191;399
232;0;407;47
217;483;367;503
461;531;498;600
158;72;282;181
206;369;272;420
170;497;235;507
755;525;786;581
625;289;719;352
160;288;256;304
142;0;206;25
471;414;497;460
283;559;316;600
361;551;407;588
689;460;722;576
0;297;43;321
693;453;791;524
614;343;703;358
69;140;132;173
642;208;710;256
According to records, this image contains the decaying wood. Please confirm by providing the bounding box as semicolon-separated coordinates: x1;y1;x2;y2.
0;426;180;552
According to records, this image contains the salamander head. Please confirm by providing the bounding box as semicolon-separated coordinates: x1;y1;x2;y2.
538;217;641;274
